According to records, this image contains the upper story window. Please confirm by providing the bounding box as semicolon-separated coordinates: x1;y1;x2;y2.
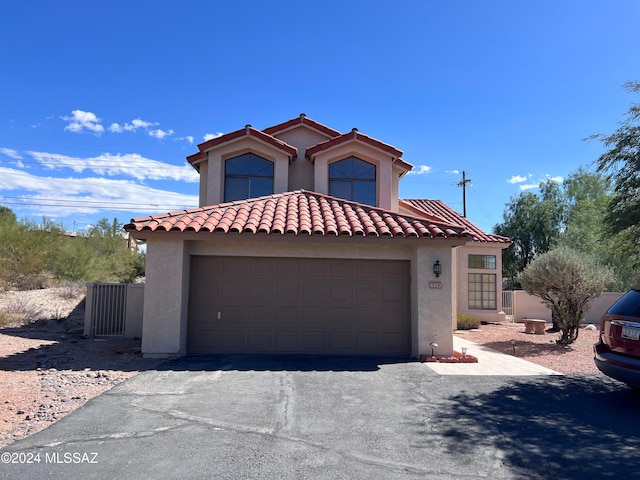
468;254;496;269
224;153;274;202
329;156;376;205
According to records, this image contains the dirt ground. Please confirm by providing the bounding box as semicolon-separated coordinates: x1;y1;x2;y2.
0;288;161;448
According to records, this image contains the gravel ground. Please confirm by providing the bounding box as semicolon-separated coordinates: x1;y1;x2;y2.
0;288;603;448
455;321;601;376
0;287;161;448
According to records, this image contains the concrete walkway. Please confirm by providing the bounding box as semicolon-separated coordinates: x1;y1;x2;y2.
425;336;563;376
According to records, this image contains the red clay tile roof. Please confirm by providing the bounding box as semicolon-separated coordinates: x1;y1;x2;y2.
187;125;297;170
262;113;341;138
306;128;404;160
125;190;475;239
400;199;511;244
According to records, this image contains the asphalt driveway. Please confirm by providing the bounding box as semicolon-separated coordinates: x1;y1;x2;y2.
1;355;639;480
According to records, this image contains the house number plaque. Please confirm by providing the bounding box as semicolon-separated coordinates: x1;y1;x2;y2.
429;281;442;289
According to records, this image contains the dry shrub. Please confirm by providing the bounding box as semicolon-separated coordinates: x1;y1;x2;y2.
3;297;45;325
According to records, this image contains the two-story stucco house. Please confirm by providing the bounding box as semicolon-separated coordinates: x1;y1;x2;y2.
124;114;510;359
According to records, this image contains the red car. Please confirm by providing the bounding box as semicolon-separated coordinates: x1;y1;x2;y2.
594;286;640;389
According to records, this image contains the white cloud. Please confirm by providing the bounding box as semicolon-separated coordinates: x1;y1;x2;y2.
0;148;22;159
519;183;539;191
406;165;432;175
203;132;223;141
445;169;460;175
149;128;174;140
508;175;527;184
110;118;158;133
546;175;564;183
62;110;104;134
182;136;194;144
0;166;199;218
26;151;199;183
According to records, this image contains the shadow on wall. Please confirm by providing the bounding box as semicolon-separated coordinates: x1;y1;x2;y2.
430;376;640;480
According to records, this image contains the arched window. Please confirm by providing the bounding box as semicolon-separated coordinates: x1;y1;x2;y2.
329;156;376;205
224;153;274;202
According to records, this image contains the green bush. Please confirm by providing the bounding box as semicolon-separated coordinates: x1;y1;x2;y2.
0;210;145;290
456;313;480;330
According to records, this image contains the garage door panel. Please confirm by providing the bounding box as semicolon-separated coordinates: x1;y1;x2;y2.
246;330;273;350
328;306;355;329
301;331;326;350
302;306;326;328
277;258;302;276
276;305;302;327
221;279;248;302
355;282;382;303
330;259;355;277
328;332;354;351
188;256;410;356
276;281;303;303
330;281;354;303
303;281;330;303
248;306;274;325
303;258;330;277
249;257;275;276
382;283;408;303
249;279;275;303
220;306;248;326
222;257;251;276
355;332;381;351
274;331;300;350
218;330;246;350
382;333;407;353
354;306;381;328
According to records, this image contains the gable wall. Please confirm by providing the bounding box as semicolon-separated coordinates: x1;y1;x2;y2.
312;142;395;210
272;127;331;191
203;138;290;206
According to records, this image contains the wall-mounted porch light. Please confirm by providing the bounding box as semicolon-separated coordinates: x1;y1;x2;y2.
433;260;441;278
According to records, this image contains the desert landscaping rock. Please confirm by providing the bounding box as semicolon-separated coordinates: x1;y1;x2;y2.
0;287;161;448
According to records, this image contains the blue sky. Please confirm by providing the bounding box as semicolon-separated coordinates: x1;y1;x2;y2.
1;1;639;234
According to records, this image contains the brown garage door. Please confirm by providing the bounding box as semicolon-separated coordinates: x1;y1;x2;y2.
187;256;410;356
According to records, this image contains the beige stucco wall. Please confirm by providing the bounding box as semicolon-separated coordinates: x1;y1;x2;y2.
455;243;507;323
312;142;395;210
201;138;291;206
141;238;190;358
511;290;624;324
137;232;465;359
272;127;331;191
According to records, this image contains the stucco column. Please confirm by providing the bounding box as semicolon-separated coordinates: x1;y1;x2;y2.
413;245;455;358
141;237;189;358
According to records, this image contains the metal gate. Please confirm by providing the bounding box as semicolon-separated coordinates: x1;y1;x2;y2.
90;283;127;337
502;290;515;322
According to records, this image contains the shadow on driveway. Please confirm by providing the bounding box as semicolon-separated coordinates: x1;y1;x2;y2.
159;354;414;372
429;375;640;480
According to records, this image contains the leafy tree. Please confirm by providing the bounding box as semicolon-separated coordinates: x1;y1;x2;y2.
494;179;566;284
518;247;613;345
590;81;640;240
0;206;17;224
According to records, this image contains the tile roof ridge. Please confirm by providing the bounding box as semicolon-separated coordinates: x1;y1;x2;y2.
305;129;405;164
262;113;341;138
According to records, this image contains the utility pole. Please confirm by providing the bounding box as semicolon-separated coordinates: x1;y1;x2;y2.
457;170;473;217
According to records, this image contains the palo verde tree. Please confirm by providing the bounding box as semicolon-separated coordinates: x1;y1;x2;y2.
518;246;613;345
